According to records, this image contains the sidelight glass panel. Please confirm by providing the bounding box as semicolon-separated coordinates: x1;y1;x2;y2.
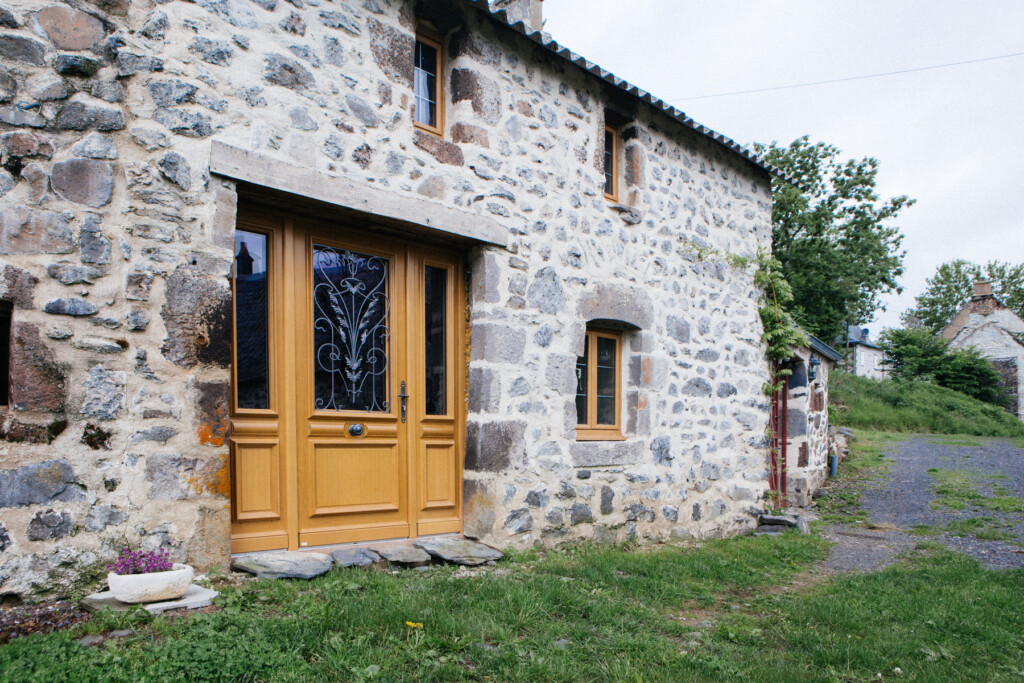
596;336;616;425
312;245;390;412
575;343;588;425
424;266;447;415
234;230;270;410
414;39;438;128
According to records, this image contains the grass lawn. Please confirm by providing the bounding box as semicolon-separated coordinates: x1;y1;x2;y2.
4;528;1024;681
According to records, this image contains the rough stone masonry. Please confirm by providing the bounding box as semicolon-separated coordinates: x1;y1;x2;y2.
0;0;775;598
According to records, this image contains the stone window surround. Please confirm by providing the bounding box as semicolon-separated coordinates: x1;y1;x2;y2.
568;322;652;468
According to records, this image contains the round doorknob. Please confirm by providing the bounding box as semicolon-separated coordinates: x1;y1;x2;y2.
348;423;365;437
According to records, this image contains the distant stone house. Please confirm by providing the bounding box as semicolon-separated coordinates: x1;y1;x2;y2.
837;325;886;380
0;0;788;597
941;282;1024;421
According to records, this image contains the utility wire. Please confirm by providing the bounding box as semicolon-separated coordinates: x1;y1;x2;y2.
668;50;1024;102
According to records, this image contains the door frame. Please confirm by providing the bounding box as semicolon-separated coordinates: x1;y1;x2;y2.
229;198;467;553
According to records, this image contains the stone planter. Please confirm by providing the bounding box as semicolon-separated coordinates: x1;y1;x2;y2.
107;563;194;604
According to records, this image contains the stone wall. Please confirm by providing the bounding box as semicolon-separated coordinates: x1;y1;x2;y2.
0;0;774;597
784;349;832;507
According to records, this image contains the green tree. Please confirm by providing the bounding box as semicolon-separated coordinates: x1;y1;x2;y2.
878;327;948;381
879;327;1009;406
902;259;1024;333
755;136;913;343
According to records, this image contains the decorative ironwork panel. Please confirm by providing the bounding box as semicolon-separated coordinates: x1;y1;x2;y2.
312;245;390;412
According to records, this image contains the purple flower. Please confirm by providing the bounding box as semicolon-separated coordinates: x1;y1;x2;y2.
106;547;174;575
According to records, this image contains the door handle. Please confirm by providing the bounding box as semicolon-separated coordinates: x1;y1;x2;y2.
398;380;408;423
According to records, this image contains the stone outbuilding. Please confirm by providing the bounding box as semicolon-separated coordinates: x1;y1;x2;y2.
941;281;1024;421
0;0;787;598
777;336;842;507
836;325;886;380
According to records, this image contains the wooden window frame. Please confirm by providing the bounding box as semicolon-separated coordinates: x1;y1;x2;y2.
603;125;619;201
576;328;624;441
413;28;445;137
0;300;10;407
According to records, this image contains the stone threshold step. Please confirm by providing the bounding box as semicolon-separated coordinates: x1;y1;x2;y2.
232;536;504;579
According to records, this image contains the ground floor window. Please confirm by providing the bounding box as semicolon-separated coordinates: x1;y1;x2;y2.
576;328;623;440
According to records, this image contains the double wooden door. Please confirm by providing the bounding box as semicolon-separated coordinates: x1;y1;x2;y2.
229;206;464;553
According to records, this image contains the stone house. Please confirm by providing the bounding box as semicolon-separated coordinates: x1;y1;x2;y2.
778;336;841;507
0;0;786;598
941;282;1024;421
836;325;885;380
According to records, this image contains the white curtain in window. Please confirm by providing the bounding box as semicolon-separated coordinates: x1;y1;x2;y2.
414;69;432;125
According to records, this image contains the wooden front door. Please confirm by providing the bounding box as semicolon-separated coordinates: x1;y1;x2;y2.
229;205;464;553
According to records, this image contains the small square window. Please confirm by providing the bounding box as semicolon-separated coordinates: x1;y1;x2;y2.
0;300;11;406
603;126;618;201
414;31;444;136
576;328;623;440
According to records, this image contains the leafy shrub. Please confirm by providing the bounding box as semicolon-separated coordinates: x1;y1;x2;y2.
878;327;1010;406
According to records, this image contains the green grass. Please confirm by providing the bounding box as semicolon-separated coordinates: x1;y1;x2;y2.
5;540;1023;682
1;536;830;683
912;517;1019;542
927;468;1024;515
829;371;1024;436
699;549;1024;681
816;430;907;524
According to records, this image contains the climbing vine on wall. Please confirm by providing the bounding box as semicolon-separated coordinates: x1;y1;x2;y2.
755;251;808;395
687;244;807;395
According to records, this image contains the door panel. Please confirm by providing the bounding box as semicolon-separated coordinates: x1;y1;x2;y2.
420;439;457;509
296;229;409;547
232;440;282;521
230;203;464;552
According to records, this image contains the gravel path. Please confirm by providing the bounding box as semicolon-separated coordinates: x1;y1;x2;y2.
823;436;1024;572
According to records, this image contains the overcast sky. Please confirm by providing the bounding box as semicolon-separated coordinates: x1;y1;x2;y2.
543;0;1024;339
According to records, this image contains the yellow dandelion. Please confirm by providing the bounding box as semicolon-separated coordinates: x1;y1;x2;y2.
406;621;423;629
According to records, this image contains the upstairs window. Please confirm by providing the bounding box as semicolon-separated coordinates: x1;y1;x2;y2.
603;125;618;200
0;300;10;406
414;30;444;135
576;328;622;440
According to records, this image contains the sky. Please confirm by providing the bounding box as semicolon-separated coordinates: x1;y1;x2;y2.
542;0;1024;339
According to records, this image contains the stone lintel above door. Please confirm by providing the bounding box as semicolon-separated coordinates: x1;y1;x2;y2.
209;141;508;248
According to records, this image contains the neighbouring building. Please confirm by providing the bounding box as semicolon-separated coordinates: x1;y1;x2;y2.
837;325;886;380
777;336;842;507
0;0;788;598
941;282;1024;422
